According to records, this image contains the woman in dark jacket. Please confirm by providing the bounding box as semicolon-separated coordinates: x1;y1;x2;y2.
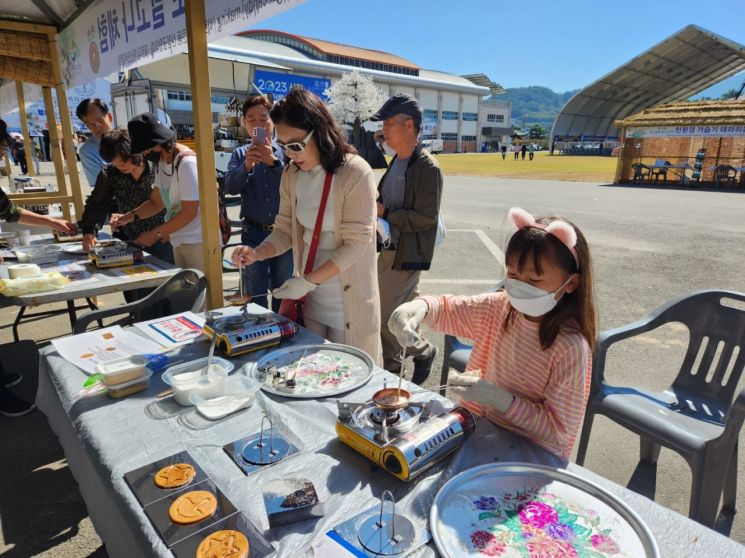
80;129;173;263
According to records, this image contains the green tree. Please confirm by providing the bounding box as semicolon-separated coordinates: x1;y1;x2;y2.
720;89;739;100
528;124;547;139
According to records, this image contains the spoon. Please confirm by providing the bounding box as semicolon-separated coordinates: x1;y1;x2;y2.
204;331;218;379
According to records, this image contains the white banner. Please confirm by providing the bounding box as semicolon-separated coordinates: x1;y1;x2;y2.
627;125;745;138
0;82;42;118
1;79;113;134
58;0;306;88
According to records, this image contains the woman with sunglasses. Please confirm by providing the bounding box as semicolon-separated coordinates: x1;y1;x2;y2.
232;88;383;365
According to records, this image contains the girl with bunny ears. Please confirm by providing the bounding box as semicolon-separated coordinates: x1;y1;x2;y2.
388;207;597;459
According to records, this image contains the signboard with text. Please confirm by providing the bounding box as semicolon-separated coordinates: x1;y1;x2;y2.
626;125;745;138
254;69;331;101
58;0;306;88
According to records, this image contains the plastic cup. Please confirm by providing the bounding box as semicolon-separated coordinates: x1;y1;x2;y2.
18;230;31;246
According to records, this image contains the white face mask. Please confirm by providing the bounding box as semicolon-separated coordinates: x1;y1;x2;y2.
504;274;575;317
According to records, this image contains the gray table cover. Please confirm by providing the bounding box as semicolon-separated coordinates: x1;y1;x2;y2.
36;308;745;558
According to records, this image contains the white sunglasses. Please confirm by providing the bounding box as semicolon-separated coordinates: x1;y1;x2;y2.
278;129;314;153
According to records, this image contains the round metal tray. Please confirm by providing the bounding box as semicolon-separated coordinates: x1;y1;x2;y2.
430;462;660;558
247;343;374;398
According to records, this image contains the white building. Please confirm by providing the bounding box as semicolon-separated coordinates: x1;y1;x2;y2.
130;30;504;154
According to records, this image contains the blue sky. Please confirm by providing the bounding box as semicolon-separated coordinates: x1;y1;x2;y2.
262;0;745;94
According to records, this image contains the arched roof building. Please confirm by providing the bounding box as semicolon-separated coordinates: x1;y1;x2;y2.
551;25;745;142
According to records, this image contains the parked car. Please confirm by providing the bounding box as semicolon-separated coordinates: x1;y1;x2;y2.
529;143;541;151
421;139;443;154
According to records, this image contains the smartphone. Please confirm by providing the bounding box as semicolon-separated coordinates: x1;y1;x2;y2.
253;127;266;143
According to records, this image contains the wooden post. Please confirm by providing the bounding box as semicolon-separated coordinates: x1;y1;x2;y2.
4;152;11;186
185;0;223;309
48;31;84;220
42;86;72;220
15;81;35;176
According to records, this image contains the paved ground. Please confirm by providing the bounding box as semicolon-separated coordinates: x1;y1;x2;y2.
1;166;745;556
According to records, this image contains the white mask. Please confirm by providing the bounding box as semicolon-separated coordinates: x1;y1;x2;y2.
504;274;575;317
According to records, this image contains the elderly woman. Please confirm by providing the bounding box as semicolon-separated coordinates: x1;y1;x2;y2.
80;129;173;263
232;88;382;364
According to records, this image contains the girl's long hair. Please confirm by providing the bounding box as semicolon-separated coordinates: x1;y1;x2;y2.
503;216;597;349
270;88;356;173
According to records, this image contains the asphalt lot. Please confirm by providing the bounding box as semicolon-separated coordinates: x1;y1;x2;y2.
1;170;745;556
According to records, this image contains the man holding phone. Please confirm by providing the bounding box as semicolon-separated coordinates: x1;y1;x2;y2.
224;94;292;310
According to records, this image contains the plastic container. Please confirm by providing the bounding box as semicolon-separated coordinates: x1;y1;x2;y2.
106;369;153;399
188;375;260;420
161;357;234;406
15;244;62;264
95;355;149;386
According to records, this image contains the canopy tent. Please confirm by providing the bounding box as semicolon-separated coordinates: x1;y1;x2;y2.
551;25;745;143
0;0;306;308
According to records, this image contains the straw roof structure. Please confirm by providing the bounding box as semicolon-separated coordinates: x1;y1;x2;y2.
0;27;54;86
615;99;745;129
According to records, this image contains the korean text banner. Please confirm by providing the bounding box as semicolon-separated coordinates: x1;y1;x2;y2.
626;125;745;138
254;69;330;101
58;0;306;88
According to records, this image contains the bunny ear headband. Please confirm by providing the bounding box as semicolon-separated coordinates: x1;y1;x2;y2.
507;207;580;268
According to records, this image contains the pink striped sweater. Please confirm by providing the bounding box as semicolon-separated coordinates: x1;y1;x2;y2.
421;292;591;459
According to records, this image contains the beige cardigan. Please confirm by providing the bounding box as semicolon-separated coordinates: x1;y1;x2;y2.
262;154;383;366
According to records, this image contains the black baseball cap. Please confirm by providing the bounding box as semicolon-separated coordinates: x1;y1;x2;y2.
128;112;175;154
370;94;422;126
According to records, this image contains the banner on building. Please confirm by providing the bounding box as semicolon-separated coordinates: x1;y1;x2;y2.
626;125;745;138
254;69;330;101
58;0;306;88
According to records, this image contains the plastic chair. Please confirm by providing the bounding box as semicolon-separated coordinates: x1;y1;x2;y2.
73;269;207;334
576;290;745;527
439;335;473;394
631;163;651;184
714;165;737;188
650;159;668;183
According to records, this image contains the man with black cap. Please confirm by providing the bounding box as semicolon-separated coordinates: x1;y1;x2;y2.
110;113;204;271
370;94;442;382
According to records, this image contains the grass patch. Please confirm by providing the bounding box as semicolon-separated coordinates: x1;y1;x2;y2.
431;151;617;182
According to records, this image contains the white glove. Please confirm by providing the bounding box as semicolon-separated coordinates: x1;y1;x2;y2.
388;299;428;348
272;275;317;300
447;370;514;413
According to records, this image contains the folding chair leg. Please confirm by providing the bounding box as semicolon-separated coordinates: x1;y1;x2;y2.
723;441;738;513
689;458;724;528
575;410;595;466
640;436;661;465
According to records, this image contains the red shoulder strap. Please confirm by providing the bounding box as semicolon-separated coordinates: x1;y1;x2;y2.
303;172;333;274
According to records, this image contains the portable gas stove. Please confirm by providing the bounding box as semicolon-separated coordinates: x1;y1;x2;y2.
336;397;475;481
88;241;144;268
203;309;299;357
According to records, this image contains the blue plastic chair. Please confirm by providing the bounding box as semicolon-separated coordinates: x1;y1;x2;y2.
576;290;745;527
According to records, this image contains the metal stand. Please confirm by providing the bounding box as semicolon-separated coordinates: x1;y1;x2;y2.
240;415;292;465
358;491;415;556
12;296;101;341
